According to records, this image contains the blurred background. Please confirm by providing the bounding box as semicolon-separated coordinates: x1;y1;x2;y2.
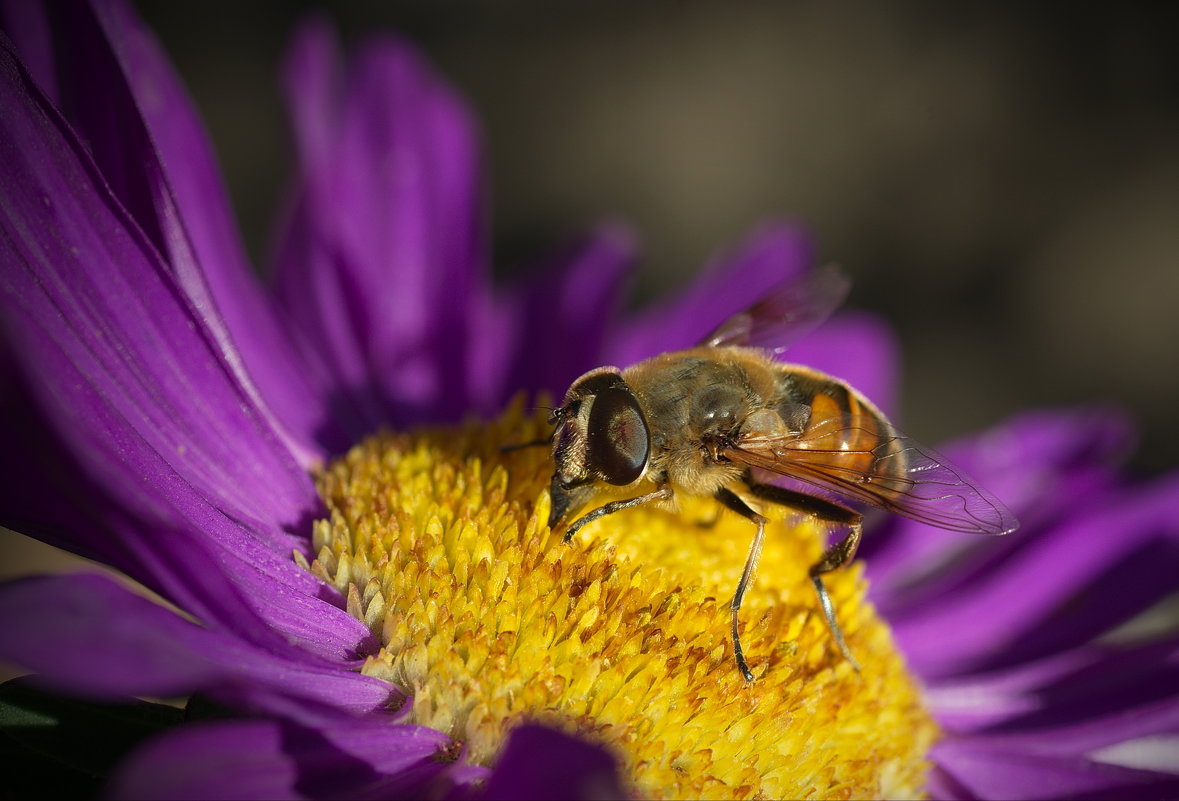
136;0;1178;474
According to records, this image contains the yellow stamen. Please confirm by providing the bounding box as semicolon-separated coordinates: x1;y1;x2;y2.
306;398;938;800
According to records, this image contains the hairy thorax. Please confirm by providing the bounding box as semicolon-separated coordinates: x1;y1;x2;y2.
623;348;790;497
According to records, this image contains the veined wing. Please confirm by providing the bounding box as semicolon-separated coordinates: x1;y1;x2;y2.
724;414;1018;536
701;264;851;354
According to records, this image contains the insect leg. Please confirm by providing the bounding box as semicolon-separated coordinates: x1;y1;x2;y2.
562;485;674;543
744;481;863;672
714;488;767;683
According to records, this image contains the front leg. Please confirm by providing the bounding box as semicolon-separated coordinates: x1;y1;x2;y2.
744;479;863;671
562;485;674;543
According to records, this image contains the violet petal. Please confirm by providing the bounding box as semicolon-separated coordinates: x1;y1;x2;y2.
927;635;1179;736
975;636;1179;744
273;21;486;429
3;0;330;463
0;34;317;542
933;738;1179;800
0;347;374;665
608;222;814;365
890;476;1179;678
481;724;627;801
498;222;636;405
88;0;342;458
0;574;395;720
0;0;54;101
608;222;897;410
867;406;1138;613
107;716;456;801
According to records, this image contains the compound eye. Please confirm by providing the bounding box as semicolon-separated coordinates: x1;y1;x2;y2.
587;386;649;485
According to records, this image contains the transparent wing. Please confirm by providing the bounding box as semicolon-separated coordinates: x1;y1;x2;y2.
700;264;852;353
724;414;1018;536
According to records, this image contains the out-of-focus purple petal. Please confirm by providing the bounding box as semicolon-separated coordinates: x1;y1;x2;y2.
0;0;54;100
467;287;517;416
786;309;899;415
890;476;1179;679
273;21;486;429
959;407;1134;521
606;222;897;410
932;738;1179;800
979;636;1179;743
108;716;457;801
0;35;315;540
279;16;339;188
927;635;1179;737
866;407;1136;611
925;764;975;801
0;574;395;720
482;724;627;801
1001;536;1179;664
608;222;813;365
496;223;636;406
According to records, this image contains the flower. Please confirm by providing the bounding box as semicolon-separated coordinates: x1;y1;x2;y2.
1;2;1177;799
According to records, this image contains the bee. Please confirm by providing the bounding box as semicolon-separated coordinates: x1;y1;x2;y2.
546;265;1018;682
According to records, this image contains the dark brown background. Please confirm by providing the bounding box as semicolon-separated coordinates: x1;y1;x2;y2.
135;0;1179;475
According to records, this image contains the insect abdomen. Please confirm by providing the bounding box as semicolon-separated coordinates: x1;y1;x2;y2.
785;369;907;493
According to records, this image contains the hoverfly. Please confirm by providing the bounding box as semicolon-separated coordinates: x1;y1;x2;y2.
546;265;1018;682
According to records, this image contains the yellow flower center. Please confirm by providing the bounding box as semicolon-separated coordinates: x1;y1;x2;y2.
304;399;938;800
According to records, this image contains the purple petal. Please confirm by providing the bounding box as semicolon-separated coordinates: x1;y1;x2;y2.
3;1;167;257
787;308;899;416
273;22;486;428
278;16;339;189
0;359;117;564
932;738;1179;800
108;717;456;801
85;0;343;457
3;333;374;664
927;636;1179;736
944;406;1133;534
0;39;383;662
976;637;1179;744
481;724;627;801
866;406;1136;610
496;222;636;406
606;222;897;410
0;574;395;720
0;35;315;542
0;407;374;665
0;1;54;101
4;1;330;464
608;222;814;365
0;399;376;665
889;475;1179;679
